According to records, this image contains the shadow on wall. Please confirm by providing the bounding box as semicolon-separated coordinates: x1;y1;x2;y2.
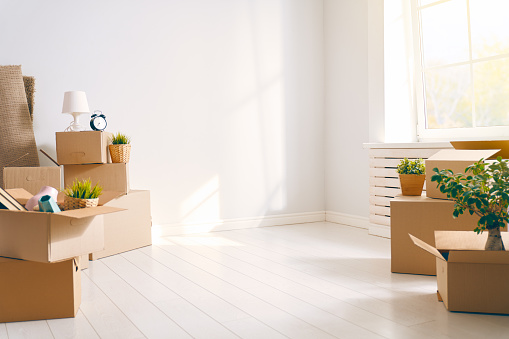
170;1;292;231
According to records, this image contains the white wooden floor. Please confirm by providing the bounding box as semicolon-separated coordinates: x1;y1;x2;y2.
2;222;509;339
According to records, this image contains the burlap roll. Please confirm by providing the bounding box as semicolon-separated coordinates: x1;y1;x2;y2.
0;65;39;187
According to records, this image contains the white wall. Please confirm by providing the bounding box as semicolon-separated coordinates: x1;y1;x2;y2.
0;0;325;227
384;0;417;143
325;0;383;219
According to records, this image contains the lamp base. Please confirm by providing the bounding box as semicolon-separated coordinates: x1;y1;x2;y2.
64;112;85;132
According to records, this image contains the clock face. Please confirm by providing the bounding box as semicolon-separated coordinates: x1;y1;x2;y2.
91;116;107;131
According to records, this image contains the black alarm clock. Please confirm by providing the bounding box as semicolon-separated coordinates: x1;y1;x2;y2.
90;110;107;131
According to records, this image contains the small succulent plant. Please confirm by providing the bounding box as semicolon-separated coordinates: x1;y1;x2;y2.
111;132;131;145
64;178;103;199
396;158;425;175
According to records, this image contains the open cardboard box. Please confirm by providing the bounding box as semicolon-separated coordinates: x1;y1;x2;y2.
391;195;480;275
425;149;500;200
410;231;509;314
3;166;62;195
56;131;112;165
0;256;80;323
0;189;124;263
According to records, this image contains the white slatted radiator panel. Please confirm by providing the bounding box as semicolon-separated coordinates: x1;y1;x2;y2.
368;147;450;238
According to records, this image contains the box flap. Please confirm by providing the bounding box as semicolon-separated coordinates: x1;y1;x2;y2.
5;188;33;205
448;250;509;264
435;231;509;260
435;231;487;250
451;140;509;159
427;149;500;161
54;206;125;219
409;234;446;261
98;191;125;205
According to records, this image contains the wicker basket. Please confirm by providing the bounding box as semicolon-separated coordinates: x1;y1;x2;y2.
109;144;131;163
63;195;99;210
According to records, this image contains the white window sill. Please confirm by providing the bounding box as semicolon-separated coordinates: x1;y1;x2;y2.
363;141;452;149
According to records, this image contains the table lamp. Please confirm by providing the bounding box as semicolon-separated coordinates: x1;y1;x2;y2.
62;91;90;131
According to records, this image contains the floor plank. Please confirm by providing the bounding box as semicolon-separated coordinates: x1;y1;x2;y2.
139;246;337;339
1;222;508;339
0;324;7;339
121;250;251;324
167;234;451;339
151;240;384;339
122;250;288;338
101;254;238;339
85;260;191;339
79;273;145;339
46;310;100;339
5;321;53;339
225;224;509;338
217;228;439;326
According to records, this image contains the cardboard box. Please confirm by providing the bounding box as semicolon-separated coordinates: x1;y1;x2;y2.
0;256;80;322
451;140;509;159
90;190;152;260
391;195;480;275
411;231;509;314
425;149;500;199
64;163;129;194
3;166;62;195
0;189;124;263
56;131;112;165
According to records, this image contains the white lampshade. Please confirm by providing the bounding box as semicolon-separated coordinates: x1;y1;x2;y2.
62;91;89;114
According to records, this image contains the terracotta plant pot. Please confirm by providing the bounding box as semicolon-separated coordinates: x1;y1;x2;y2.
109;144;131;163
63;195;99;210
399;174;425;196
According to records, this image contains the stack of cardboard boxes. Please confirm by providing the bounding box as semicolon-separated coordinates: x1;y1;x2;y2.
0;185;122;322
56;131;152;261
0;131;152;322
390;142;509;314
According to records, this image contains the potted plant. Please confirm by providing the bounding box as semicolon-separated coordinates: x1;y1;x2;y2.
63;178;103;210
431;157;508;251
109;132;131;163
397;158;426;196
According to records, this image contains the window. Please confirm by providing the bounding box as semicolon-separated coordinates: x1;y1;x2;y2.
413;0;509;140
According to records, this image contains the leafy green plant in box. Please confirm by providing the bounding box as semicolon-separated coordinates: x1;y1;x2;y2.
396;158;425;175
64;178;103;199
111;132;131;145
431;157;509;251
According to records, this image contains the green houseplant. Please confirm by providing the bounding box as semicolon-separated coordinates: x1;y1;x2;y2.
431;157;508;251
109;132;131;163
63;178;103;210
397;158;426;196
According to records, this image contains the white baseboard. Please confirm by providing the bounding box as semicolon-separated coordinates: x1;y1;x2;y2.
368;223;391;238
325;211;369;229
153;211;326;236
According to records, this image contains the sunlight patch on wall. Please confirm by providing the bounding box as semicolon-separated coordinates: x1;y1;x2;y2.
180;175;220;224
384;0;417;142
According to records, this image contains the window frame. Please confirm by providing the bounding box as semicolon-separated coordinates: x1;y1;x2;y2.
412;0;509;141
